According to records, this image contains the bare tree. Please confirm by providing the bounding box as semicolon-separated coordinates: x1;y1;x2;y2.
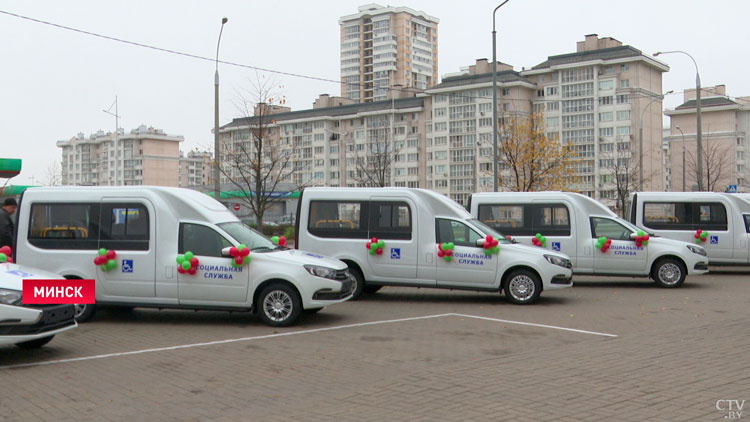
45;160;61;186
685;130;732;192
598;136;641;217
218;74;296;230
347;116;401;187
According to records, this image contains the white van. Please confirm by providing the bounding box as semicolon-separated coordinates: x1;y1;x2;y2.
470;192;709;288
629;192;750;265
295;188;573;305
1;262;77;348
14;187;353;326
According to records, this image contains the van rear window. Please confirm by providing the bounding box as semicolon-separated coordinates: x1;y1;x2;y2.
643;202;727;231
308;201;368;239
478;203;571;236
28;203;100;250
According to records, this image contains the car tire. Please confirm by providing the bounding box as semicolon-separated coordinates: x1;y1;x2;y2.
363;284;382;294
73;304;96;322
347;266;366;300
256;282;302;327
503;269;542;305
15;335;55;349
653;258;686;288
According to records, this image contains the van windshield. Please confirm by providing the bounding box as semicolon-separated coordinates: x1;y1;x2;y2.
218;222;280;252
614;217;655;236
468;219;511;244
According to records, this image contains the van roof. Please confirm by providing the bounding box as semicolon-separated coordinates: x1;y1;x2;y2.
22;186;239;223
471;191;617;217
304;187;472;219
633;192;750;213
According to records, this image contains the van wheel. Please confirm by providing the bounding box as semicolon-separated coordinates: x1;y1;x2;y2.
363;285;382;294
257;283;302;327
347;267;366;300
653;258;686;288
74;304;96;322
503;270;542;305
16;336;55;349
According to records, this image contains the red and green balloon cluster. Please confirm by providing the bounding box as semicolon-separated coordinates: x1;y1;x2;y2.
229;244;251;268
176;251;199;275
94;248;118;271
270;236;287;247
366;237;385;255
596;237;612;253
532;233;546;247
634;230;650;247
483;235;500;255
0;246;12;263
437;242;455;262
694;229;709;244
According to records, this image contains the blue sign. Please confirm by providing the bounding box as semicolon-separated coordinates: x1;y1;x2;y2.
551;242;561;251
5;270;34;278
728;185;738;193
390;248;401;259
710;236;718;245
122;259;134;273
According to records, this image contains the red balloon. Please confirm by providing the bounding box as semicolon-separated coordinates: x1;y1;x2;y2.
486;235;492;242
445;249;453;256
437;250;445;257
278;236;287;246
240;247;250;257
365;242;372;249
235;256;244;265
376;248;383;255
229;246;239;257
106;250;116;259
190;257;199;267
177;267;186;274
0;246;10;255
188;267;197;275
371;237;378;244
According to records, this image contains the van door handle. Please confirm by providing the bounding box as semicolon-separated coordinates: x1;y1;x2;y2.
425;253;433;263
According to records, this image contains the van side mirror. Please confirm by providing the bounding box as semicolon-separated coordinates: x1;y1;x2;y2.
221;247;232;257
475;239;485;247
629;232;637;240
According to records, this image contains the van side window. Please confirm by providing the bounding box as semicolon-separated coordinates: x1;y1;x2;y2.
744;215;750;233
27;203;100;250
531;205;571;236
477;205;524;234
590;217;633;241
308;201;368;239
100;204;150;251
436;219;482;247
369;201;412;240
642;202;728;231
179;223;232;257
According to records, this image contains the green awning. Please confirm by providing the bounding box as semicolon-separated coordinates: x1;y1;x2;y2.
0;185;40;196
0;159;22;178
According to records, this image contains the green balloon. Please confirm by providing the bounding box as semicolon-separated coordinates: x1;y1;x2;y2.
484;249;491;256
176;255;185;264
370;243;378;251
378;240;385;247
101;264;108;271
271;236;279;244
244;256;251;265
181;261;191;270
98;248;108;256
447;242;454;250
238;244;247;250
445;256;452;262
184;251;194;261
369;249;376;255
107;259;118;271
493;246;500;253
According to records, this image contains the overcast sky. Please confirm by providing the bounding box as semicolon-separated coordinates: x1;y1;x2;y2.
1;0;747;185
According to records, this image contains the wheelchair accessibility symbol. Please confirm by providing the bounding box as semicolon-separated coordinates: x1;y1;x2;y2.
390;248;401;259
552;242;561;251
710;236;719;244
122;259;134;273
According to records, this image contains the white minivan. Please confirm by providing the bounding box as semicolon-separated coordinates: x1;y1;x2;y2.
14;187;353;326
295;188;573;304
1;262;77;349
629;192;750;265
470;192;709;288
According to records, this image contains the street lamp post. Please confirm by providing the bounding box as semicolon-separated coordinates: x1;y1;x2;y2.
638;90;673;190
103;96;120;186
675;125;686;191
654;50;702;190
492;0;511;192
214;17;228;202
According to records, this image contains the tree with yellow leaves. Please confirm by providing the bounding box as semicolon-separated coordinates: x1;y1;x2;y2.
495;110;577;191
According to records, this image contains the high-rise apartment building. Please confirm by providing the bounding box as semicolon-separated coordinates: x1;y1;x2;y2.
178;150;213;188
57;125;183;186
523;34;669;205
340;4;439;102
664;85;750;192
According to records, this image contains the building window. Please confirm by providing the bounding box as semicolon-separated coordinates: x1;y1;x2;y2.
620;64;630;72
616;94;631;104
598;80;614;90
545;86;558;96
617;126;631;136
620;79;630;88
616;110;631;121
599;96;613;106
599;112;613;122
502;88;511;96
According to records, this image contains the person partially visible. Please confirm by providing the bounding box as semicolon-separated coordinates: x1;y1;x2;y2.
0;198;18;248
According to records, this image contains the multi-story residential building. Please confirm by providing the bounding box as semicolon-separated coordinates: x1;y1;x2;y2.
664;85;750;192
340;3;439;102
522;34;669;205
178;150;213;188
57;125;183;186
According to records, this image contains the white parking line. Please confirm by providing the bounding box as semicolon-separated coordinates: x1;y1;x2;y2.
0;313;616;370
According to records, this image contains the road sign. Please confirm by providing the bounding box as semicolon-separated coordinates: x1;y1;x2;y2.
233;203;241;211
727;185;738;193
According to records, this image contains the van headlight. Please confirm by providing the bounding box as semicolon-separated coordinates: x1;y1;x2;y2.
687;245;707;256
544;254;571;269
304;265;338;280
0;289;22;305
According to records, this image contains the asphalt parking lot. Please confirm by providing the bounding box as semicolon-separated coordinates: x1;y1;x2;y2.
1;269;748;422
